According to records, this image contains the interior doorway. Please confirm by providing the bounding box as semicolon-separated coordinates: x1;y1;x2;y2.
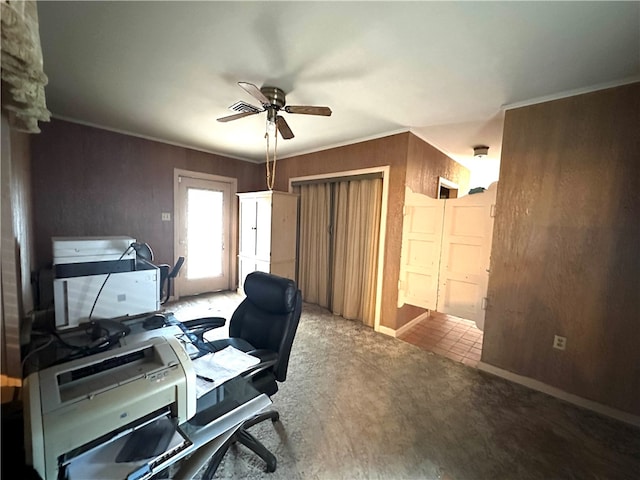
437;177;459;199
397;182;498;367
174;169;237;298
398;183;497;330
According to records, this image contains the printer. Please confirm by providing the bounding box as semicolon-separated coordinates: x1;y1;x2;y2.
23;336;197;480
52;236;160;329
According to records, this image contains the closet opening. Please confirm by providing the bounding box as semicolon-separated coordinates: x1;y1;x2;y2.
289;167;389;331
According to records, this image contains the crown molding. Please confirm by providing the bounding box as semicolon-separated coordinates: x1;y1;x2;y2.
50;114;257;163
502;76;640;111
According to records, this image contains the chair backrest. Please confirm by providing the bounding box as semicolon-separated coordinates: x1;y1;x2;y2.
230;271;302;383
159;256;185;304
169;256;185;279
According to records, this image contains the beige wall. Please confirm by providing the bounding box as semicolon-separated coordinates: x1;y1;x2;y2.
482;83;640;415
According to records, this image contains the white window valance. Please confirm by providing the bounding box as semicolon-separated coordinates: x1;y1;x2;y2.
1;0;50;133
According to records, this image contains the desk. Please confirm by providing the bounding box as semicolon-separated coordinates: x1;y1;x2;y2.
173;377;270;479
22;312;272;480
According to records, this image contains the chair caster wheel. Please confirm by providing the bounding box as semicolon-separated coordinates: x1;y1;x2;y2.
271;412;280;423
265;460;277;473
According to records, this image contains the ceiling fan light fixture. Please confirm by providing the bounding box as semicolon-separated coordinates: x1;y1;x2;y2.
266;117;277;136
473;145;489;158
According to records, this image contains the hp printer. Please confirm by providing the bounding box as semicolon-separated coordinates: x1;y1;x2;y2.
23;335;196;480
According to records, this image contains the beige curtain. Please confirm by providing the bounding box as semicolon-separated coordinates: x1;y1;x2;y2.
297;183;331;307
1;0;51;133
297;177;382;326
331;178;382;326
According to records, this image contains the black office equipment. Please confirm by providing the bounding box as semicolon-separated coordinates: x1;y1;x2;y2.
142;313;167;330
182;271;302;476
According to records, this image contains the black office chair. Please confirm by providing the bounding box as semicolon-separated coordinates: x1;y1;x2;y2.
131;243;182;305
158;256;184;304
186;271;302;477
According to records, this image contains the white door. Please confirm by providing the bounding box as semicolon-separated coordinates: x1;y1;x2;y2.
176;173;233;296
398;187;445;310
255;196;273;260
239;196;258;258
237;194;272;290
238;194;273;260
436;184;497;329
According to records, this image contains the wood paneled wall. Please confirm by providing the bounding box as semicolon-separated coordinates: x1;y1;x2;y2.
30;119;263;270
482;83;640;415
406;134;470;197
273;132;468;330
30;122;467;332
273;133;409;329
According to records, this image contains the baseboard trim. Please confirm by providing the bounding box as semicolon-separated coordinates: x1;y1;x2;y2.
377;325;395;336
477;362;640;427
395;312;430;337
377;311;430;338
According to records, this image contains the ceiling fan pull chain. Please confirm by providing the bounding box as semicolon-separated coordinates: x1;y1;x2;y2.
265;132;271;190
265;131;277;191
271;134;277;190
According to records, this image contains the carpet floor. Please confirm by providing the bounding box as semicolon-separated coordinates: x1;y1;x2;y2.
165;294;639;480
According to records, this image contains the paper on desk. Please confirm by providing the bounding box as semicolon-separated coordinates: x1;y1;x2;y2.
192;346;260;398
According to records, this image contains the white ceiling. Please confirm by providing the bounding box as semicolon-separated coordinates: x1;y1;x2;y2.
37;1;639;187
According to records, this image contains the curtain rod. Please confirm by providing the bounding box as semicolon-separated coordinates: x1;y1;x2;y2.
291;172;383;187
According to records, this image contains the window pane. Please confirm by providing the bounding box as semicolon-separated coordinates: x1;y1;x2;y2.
187;188;223;279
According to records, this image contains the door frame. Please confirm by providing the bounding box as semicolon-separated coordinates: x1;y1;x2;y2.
437;176;459;199
173;169;238;299
288;165;390;333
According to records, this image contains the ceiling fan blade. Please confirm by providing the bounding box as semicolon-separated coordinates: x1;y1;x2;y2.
276;115;294;139
284;105;332;116
216;111;259;123
238;81;270;106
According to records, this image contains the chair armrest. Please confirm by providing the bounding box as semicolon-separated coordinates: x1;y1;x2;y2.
242;349;278;379
247;349;278;364
180;317;226;345
182;317;226;330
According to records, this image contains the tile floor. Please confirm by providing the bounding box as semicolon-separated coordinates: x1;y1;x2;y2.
398;311;484;367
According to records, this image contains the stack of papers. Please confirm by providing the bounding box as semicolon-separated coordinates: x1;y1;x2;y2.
192;346;260;398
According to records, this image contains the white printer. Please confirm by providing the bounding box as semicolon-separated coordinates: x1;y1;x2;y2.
23;336;197;480
52;236;160;329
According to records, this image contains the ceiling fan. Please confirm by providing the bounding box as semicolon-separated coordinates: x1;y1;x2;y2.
217;82;332;139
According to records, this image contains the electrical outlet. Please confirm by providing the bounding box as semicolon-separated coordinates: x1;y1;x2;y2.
161;212;171;221
553;335;567;351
